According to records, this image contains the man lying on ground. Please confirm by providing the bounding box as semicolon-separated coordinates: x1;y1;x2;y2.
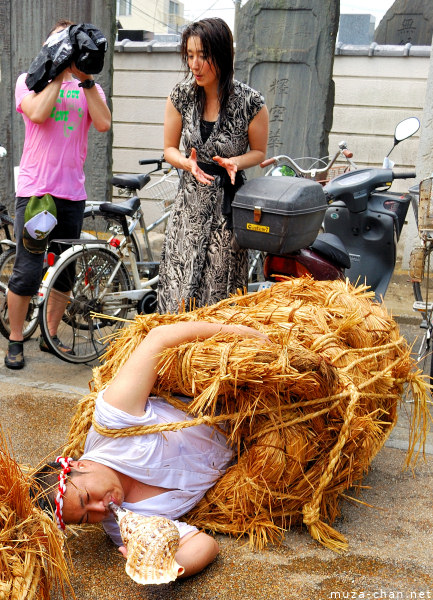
32;321;269;578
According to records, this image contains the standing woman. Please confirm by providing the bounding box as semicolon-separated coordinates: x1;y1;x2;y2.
157;18;269;313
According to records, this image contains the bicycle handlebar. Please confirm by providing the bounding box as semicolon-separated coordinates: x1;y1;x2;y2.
138;157;179;177
139;158;164;167
260;152;340;176
260;157;277;168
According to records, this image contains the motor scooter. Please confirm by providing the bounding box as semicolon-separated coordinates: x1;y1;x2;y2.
245;117;419;300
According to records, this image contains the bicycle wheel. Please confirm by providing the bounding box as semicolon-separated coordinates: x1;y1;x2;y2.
0;248;39;341
82;207;143;262
0;209;15;249
415;324;433;385
38;247;132;363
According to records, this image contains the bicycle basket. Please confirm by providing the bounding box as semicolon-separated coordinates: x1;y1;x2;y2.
146;172;179;213
418;176;433;232
409;246;426;282
315;165;349;185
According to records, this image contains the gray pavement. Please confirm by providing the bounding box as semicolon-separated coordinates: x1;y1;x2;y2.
0;332;94;397
1;270;433;599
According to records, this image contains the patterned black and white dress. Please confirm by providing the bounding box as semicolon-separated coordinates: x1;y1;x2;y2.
157;79;265;314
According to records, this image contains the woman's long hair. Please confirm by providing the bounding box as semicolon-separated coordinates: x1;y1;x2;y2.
180;17;234;120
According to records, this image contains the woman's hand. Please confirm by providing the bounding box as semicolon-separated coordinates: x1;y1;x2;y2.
213;155;238;184
188;148;214;185
118;545;127;558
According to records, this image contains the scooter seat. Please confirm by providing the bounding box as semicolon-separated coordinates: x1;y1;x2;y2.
311;233;351;270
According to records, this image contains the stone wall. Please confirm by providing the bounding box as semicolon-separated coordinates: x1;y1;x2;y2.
112;40;431;266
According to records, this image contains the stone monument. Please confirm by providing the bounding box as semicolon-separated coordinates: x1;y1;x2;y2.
374;0;433;46
338;14;375;45
234;0;339;163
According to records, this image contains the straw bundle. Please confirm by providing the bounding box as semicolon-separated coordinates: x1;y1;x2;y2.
65;277;430;552
0;430;72;600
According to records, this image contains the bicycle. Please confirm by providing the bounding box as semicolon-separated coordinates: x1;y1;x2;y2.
81;157;179;253
0;203;41;340
36;164;177;363
0;144;38;340
410;176;433;383
0;158;179;346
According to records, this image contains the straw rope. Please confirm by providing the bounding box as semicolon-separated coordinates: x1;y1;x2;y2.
0;430;73;600
302;381;359;551
62;277;430;552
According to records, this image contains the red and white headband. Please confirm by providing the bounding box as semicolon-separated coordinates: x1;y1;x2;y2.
54;456;72;531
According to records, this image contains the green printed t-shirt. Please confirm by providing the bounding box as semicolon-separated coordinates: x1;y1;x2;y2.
15;72;106;200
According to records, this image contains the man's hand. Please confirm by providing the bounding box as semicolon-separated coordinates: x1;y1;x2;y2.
70;62;93;84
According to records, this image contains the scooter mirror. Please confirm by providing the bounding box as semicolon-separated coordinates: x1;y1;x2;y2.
386;117;420;158
394;117;420;144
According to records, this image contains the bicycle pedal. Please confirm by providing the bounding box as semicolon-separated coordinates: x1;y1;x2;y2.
413;300;433;312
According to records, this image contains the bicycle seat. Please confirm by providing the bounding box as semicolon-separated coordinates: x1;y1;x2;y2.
99;196;141;217
111;173;150;191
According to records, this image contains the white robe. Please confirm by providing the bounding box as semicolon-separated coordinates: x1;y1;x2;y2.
81;390;233;546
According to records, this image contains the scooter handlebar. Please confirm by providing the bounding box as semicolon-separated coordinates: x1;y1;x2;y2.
393;170;416;179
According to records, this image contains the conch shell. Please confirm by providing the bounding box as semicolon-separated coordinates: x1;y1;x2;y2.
109;502;185;585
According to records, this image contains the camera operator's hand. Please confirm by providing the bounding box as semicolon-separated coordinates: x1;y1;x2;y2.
70;62;94;85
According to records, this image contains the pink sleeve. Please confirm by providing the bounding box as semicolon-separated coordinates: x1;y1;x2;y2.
15;73;33;114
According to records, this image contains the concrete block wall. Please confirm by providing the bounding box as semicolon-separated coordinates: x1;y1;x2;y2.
330;44;431;268
112;43;183;226
112;41;431;264
113;49;182;169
